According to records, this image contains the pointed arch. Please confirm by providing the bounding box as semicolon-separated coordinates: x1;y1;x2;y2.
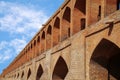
33;40;36;57
27;68;31;79
73;0;86;34
46;25;52;50
21;71;24;78
14;74;16;78
30;43;33;60
37;36;40;43
53;17;60;46
36;36;40;56
36;64;43;80
41;31;46;53
61;7;71;41
52;56;68;80
89;38;120;79
17;73;19;78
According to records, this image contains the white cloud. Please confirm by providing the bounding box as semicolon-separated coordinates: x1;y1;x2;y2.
0;1;48;37
0;1;49;63
0;41;7;50
0;38;27;63
10;38;27;54
0;49;12;63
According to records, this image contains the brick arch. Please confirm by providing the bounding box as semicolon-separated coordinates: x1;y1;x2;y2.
41;31;46;53
89;38;120;79
14;74;16;78
27;68;31;80
36;36;40;56
27;46;30;61
36;64;43;80
61;7;71;41
21;71;24;78
53;17;60;46
30;43;33;60
17;73;19;78
46;25;52;50
73;0;86;34
52;56;68;80
33;40;36;58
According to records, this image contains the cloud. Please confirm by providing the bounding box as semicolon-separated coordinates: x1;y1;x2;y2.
0;41;7;50
0;49;12;63
0;38;27;63
10;38;27;54
0;1;49;64
0;1;48;37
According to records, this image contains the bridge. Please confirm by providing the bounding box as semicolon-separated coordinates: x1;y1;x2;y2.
1;0;120;80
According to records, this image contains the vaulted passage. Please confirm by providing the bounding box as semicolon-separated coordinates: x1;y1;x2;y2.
73;0;86;34
36;64;43;80
41;31;45;53
21;71;24;78
46;25;52;50
53;17;60;46
52;56;68;80
33;40;36;57
89;39;120;80
36;36;40;56
17;73;19;78
61;7;71;41
27;69;31;80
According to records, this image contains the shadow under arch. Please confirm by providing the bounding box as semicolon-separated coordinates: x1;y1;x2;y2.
61;7;71;41
36;64;43;80
21;71;24;78
89;38;120;80
17;73;19;78
27;68;31;80
46;25;52;50
53;17;60;46
41;31;45;53
73;0;86;34
52;56;68;80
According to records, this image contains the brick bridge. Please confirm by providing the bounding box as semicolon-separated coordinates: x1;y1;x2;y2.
1;0;120;80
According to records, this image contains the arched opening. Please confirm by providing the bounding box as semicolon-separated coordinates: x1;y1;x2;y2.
73;0;86;34
27;69;31;79
33;40;36;57
53;17;60;46
89;39;120;79
52;56;68;80
41;31;45;53
27;47;30;61
17;73;19;78
106;0;119;16
36;64;43;80
30;44;33;60
21;71;24;78
14;74;16;78
61;7;71;41
46;25;52;50
37;36;40;56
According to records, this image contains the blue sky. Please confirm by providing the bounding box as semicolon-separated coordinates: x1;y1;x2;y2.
0;0;64;74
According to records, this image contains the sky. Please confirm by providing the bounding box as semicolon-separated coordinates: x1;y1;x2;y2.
0;0;64;74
